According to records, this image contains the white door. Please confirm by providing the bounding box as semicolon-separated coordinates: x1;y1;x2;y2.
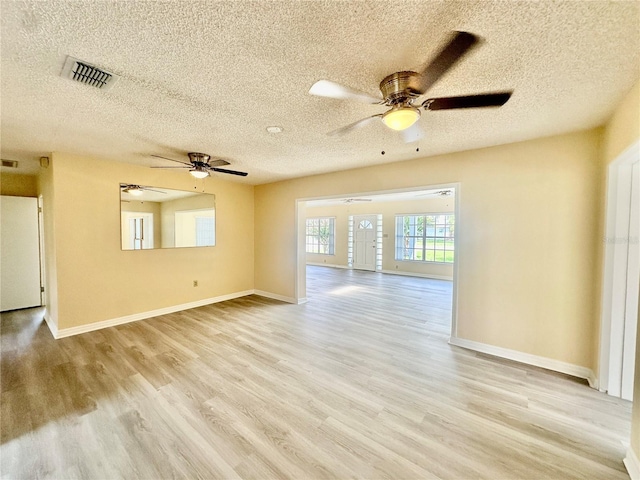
121;212;154;250
1;196;42;311
352;215;377;271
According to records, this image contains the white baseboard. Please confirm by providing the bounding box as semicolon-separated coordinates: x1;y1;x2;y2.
625;446;640;480
253;289;302;304
381;269;453;281
306;262;349;269
307;263;453;281
43;308;58;338
449;336;598;388
53;290;254;339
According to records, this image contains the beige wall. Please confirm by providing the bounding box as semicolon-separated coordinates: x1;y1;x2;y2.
305;196;454;278
1;172;38;197
255;129;604;369
604;80;640;164
42;152;254;330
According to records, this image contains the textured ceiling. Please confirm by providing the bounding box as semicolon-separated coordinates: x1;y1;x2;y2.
1;1;639;184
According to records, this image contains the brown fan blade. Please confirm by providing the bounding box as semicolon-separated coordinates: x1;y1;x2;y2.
150;154;193;166
309;80;383;104
416;31;480;94
211;167;248;177
327;114;383;137
423;92;512;110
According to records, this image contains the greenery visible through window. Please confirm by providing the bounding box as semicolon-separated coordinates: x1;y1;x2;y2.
306;217;335;255
395;214;455;263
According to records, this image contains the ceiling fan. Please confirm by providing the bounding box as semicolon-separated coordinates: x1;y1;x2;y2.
309;31;513;141
151;152;248;178
343;198;372;203
120;184;167;196
418;189;453;197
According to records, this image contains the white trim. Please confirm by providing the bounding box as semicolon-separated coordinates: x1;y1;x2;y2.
625;446;640;480
307;263;453;281
43;308;58;338
599;139;640;396
586;371;599;390
253;289;302;304
306;262;350;269
381;269;453;281
449;336;597;388
53;290;254;339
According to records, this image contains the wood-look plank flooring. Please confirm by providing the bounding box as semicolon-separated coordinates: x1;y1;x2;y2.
0;265;632;479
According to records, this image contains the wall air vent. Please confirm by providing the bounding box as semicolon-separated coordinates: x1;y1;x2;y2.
1;159;18;168
60;56;119;91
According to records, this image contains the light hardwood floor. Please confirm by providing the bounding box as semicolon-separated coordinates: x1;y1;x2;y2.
0;266;632;479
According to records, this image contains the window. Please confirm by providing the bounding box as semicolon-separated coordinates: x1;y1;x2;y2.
306;217;335;255
174;208;215;247
395;214;455;263
195;216;215;246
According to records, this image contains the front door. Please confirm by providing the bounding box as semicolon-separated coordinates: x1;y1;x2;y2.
352;215;377;271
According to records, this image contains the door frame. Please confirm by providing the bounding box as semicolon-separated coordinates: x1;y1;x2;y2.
295;182;460;337
38;195;46;305
598;139;639;397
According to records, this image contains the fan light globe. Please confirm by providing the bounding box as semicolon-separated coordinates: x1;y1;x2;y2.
190;168;209;179
382;106;420;131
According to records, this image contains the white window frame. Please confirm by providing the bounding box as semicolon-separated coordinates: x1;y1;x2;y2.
395;213;455;264
305;217;335;255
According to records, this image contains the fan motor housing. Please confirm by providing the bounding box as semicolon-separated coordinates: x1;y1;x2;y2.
379;71;422;104
188;152;211;164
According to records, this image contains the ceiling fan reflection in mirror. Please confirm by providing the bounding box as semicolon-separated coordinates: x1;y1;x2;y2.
309;31;513;142
120;184;167;196
151;152;248;178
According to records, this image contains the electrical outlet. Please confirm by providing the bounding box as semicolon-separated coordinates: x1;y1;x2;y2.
193;280;198;287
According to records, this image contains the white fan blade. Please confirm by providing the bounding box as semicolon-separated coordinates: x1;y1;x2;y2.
309;80;382;104
327;115;383;137
401;122;425;143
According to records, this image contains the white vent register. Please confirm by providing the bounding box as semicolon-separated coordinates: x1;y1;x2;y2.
61;56;119;91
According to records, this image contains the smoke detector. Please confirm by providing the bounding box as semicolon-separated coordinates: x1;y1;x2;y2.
60;56;119;91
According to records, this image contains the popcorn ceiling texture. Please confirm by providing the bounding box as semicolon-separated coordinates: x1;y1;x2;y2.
1;1;639;184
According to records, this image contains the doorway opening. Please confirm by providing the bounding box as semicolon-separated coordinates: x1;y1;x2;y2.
296;184;459;338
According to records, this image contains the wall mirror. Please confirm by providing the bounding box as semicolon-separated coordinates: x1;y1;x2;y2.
120;184;215;250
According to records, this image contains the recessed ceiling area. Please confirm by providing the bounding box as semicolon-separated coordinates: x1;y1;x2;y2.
1;1;638;184
306;188;455;207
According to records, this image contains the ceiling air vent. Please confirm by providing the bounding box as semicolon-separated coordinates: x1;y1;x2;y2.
1;159;18;168
61;56;119;91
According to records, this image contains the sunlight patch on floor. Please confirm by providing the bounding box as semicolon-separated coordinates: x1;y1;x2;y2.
328;285;363;295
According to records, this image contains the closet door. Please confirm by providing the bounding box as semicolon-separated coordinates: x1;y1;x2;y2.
1;196;41;311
